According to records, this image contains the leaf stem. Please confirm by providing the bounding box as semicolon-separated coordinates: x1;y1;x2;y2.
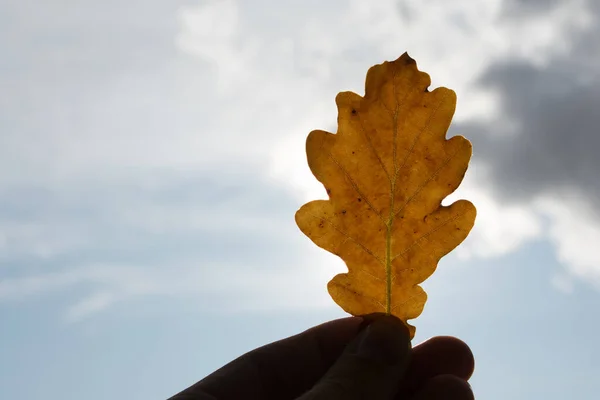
385;223;392;315
386;175;396;315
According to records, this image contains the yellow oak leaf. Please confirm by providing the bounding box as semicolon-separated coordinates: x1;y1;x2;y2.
295;53;476;337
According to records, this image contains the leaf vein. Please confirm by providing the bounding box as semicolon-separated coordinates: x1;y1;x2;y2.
391;211;469;262
327;152;386;224
356;112;392;185
332;281;386;309
393;90;449;186
393;149;459;218
308;213;385;269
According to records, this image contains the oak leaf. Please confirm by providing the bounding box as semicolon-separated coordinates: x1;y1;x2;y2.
295;53;476;337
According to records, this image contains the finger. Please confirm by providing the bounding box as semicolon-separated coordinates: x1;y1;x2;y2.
397;336;474;398
296;315;411;400
410;375;474;400
412;336;474;380
169;316;365;400
169;318;475;400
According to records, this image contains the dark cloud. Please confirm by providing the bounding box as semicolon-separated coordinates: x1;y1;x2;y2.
501;0;564;17
452;0;600;204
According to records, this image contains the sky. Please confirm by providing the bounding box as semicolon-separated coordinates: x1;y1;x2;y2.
1;0;599;399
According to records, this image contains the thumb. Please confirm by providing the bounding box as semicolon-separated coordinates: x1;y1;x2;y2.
296;314;412;400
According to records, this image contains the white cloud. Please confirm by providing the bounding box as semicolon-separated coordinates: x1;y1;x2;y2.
66;291;118;322
175;0;259;93
0;220;90;260
445;163;543;260
536;194;600;288
551;273;574;294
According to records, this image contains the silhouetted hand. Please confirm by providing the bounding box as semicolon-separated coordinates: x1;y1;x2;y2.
169;314;474;400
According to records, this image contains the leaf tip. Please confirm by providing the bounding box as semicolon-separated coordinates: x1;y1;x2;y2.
398;51;416;66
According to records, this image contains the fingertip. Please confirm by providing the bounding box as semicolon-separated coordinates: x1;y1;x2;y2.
354;315;411;366
413;336;475;380
412;375;474;400
305;316;365;337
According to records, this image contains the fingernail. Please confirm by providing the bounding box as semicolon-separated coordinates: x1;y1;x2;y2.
355;316;411;365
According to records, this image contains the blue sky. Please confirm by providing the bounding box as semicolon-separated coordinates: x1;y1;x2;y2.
1;0;599;399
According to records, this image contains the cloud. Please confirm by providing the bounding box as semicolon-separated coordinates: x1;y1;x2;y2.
0;170;342;319
536;194;600;288
175;0;259;94
550;273;574;294
262;0;600;288
0;0;349;319
1;258;339;321
66;291;118;322
255;0;592;264
0;0;275;186
444;165;543;260
2;0;599;322
467;55;600;204
452;0;600;284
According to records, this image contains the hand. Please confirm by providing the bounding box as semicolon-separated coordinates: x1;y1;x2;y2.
169;314;474;400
